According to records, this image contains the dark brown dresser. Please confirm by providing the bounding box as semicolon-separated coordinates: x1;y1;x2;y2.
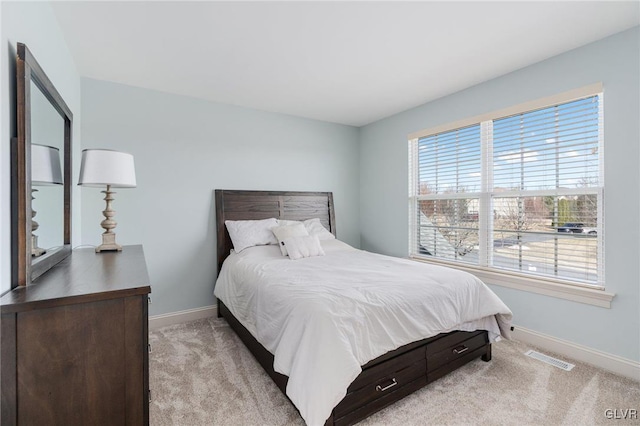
1;245;151;425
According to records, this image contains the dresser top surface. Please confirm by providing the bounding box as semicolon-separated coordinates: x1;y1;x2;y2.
1;245;151;313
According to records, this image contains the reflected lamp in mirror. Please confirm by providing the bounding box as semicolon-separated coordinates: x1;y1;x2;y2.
31;144;63;257
78;149;137;252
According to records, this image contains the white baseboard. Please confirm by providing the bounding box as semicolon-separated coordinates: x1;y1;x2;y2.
149;305;217;331
512;325;639;381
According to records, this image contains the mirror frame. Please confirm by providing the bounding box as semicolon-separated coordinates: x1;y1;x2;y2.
11;42;73;287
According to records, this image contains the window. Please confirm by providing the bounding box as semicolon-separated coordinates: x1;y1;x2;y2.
409;89;603;288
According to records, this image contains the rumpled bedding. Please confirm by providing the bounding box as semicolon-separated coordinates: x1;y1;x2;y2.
214;240;512;426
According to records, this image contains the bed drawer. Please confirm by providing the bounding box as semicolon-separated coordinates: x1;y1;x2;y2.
336;346;426;418
347;345;425;393
426;330;485;356
335;360;426;418
427;333;488;382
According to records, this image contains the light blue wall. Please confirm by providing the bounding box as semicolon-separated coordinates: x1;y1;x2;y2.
81;78;360;316
4;3;636;363
1;1;82;293
359;27;640;361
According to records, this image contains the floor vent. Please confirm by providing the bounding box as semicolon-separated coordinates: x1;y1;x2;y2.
524;350;575;371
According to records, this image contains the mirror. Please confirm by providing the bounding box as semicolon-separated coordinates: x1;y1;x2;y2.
12;42;73;287
30;82;65;256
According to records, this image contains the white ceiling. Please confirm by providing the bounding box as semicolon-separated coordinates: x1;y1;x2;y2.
51;1;639;127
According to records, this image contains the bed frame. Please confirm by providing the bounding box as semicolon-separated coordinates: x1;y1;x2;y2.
215;189;492;426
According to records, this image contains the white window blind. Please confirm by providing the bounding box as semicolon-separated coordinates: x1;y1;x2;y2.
409;92;604;287
411;125;482;264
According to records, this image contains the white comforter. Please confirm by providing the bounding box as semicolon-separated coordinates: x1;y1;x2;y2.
214;240;512;426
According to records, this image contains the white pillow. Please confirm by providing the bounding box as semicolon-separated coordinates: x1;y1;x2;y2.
225;218;278;253
283;235;325;260
271;223;309;256
277;218;335;240
277;219;302;227
304;218;335;240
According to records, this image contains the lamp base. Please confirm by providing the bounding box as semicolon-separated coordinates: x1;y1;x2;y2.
31;234;46;257
95;232;122;253
31;194;46;257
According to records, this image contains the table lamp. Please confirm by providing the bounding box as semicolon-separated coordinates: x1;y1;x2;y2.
31;144;63;256
78;149;136;252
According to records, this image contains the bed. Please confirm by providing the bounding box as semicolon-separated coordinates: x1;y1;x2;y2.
214;189;512;426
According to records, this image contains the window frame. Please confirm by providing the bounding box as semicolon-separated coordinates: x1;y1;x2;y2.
408;83;615;308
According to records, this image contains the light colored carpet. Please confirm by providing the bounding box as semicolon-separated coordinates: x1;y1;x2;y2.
149;318;639;425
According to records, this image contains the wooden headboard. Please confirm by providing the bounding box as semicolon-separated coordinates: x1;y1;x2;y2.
215;190;335;274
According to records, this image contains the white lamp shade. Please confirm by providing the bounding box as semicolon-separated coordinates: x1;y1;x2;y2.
31;144;63;186
78;149;137;188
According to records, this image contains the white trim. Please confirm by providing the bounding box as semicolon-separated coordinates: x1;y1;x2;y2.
149;305;217;331
409;82;603;140
408;89;605;293
479;121;493;268
408;138;419;255
597;93;605;288
410;257;615;308
477;268;614;307
512;325;639;382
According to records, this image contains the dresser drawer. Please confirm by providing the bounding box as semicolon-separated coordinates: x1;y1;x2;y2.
1;246;151;426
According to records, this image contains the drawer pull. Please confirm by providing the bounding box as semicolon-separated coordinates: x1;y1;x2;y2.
453;345;469;355
375;378;398;392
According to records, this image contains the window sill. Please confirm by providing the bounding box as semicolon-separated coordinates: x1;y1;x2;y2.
409;257;615;308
